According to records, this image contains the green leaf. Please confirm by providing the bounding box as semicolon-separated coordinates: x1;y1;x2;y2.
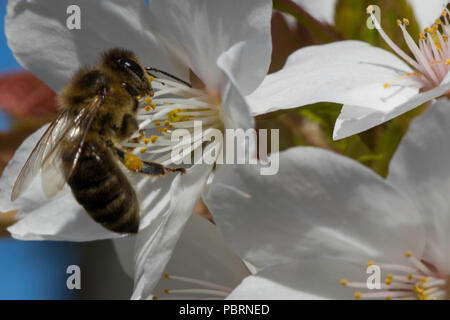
335;0;421;53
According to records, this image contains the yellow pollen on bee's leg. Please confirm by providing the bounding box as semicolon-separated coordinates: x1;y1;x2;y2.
124;153;143;172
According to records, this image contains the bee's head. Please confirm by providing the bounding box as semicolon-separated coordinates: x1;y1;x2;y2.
101;48;153;97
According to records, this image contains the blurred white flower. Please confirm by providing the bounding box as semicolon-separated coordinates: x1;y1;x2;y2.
248;1;450;140
204;99;450;299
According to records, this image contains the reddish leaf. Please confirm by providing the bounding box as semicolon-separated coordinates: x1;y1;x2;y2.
0;71;57;118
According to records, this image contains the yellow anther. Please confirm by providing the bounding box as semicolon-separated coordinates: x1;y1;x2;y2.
340;279;348;286
408;274;413;280
164;274;170;279
124;153;143;172
420;33;426;40
164;289;170;294
367;260;375;266
421;277;428;283
148;75;155;82
443;10;448;16
145;106;151;112
385;277;392;285
354;292;362;299
425;27;431;33
386;296;392;300
143;138;150;144
405;250;412;258
150;135;158;143
435;19;441;25
164;120;170;126
402;18;409;25
152;296;158;300
387;273;393;279
366;5;375;14
155;120;161;127
383;83;390;89
140;148;147;154
445;59;450;65
443;35;449;41
158;128;165;134
145;97;152;104
163;128;168;134
151;103;156;110
168;109;184;123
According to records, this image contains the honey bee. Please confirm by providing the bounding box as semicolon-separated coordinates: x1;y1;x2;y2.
11;48;185;234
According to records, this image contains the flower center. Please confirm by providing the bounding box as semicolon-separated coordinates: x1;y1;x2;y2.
152;273;233;300
340;250;449;300
122;75;223;167
367;5;450;90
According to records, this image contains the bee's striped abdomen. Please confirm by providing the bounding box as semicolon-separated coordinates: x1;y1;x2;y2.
63;140;139;234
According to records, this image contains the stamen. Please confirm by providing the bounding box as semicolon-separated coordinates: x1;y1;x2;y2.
383;72;424;88
341;250;449;300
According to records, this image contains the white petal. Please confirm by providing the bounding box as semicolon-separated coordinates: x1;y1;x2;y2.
408;0;448;29
217;46;255;130
388;97;450;273
5;0;183;92
204;147;425;269
228;255;367;300
246;40;419;116
146;0;272;94
132;164;212;299
151;214;250;299
334;82;450;140
292;0;336;25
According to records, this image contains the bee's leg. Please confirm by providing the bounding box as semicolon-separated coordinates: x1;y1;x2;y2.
141;160;186;176
106;140;185;176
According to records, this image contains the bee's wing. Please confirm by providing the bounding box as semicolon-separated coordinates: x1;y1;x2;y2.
10;109;71;201
11;95;104;201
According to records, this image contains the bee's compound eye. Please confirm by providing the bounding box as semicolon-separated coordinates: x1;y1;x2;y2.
117;58;144;79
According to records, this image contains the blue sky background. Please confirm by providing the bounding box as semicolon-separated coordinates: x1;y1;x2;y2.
0;0;80;299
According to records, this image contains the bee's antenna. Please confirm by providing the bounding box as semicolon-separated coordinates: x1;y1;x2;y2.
146;67;192;88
